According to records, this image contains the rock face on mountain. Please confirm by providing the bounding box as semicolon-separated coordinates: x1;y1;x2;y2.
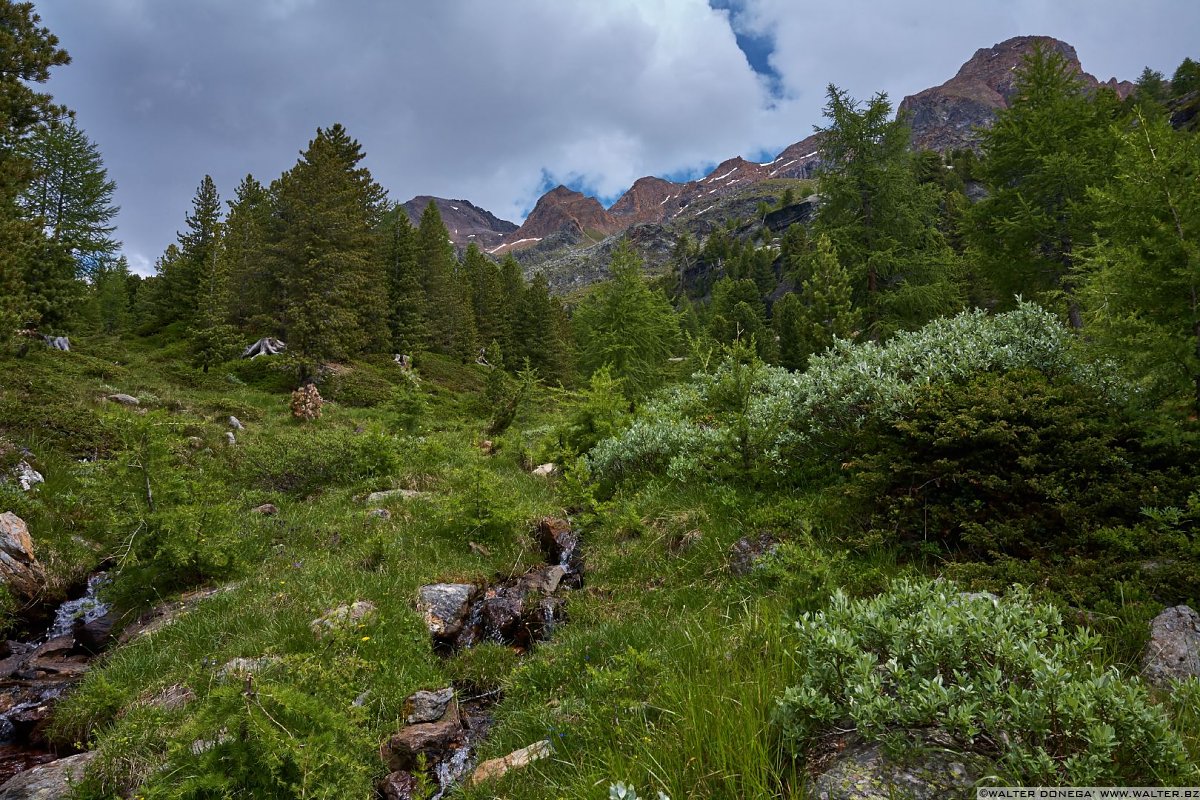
492;186;622;255
401;196;517;253
899;35;1135;153
608;176;678;227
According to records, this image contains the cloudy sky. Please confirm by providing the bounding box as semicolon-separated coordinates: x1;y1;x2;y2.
33;0;1200;274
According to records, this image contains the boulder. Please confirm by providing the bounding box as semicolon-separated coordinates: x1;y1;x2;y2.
520;565;566;596
41;335;70;352
310;601;378;638
382;699;464;772
224;432;236;446
250;503;278;516
403;687;456;725
368;508;391;520
13;461;43;491
469;739;551;786
242;337;285;359
1143;605;1200;687
105;393;139;406
537;517;578;567
365;488;425;504
0;512;46;598
228;416;244;430
805;740;982;800
417;584;478;639
74;609;118;653
0;751;96;799
728;533;779;576
378;770;419;800
532;462;555;477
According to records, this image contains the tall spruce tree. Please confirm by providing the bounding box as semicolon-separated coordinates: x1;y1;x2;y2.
381;205;427;353
221;174;274;331
511;271;572;385
268;125;389;370
462;242;504;355
968;44;1120;327
497;253;526;358
416;201;475;360
814;84;963;338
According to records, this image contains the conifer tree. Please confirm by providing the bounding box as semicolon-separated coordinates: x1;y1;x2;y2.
0;2;70;343
160;174;223;325
574;245;678;395
462;242;504;355
497;253;525;357
416;201;475;359
381;205;427;353
709;278;770;352
969;45;1120;327
16;117;119;274
1078;109;1200;412
512;271;572;385
268;125;389;369
93;256;131;334
775;233;860;370
221;174;274;331
814;84;963;338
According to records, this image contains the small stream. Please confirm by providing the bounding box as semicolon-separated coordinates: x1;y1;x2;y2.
0;574;112;783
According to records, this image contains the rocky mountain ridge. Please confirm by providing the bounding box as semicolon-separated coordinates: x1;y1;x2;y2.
400;195;517;253
899;35;1135;152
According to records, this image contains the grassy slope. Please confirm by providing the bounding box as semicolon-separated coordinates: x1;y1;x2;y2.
0;333;1195;798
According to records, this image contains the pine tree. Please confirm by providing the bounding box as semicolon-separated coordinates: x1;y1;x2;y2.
497;253;525;358
416;200;475;359
574;246;681;395
93;256;131;334
16;117;119;275
774;233;860;370
462;242;504;355
814;84;963;338
709;277;773;357
969;44;1120;327
381;205;427;353
222;174;275;331
1171;57;1200;99
750;246;777;296
512;271;572;385
158;174;223;325
1077;109;1200;412
268;125;390;369
0;2;70;345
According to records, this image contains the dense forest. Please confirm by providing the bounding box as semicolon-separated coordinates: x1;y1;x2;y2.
1;2;1199;798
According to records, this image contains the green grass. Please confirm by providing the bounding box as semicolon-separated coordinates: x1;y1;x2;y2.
1;330;1196;798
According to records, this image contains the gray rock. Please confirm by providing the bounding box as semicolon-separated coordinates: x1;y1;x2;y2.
105;393;139;406
310;600;378;638
728;533;778;576
368;508;391;520
216;656;280;680
469;740;551;787
520;565;566;596
1143;605;1200;687
417;584;478;638
13;461;43;491
532;462;555;477
250;503;278;516
224;431;236;446
379;770;419;800
0;512;46;598
806;740;983;800
228;416;244;430
383;702;464;772
41;335;70;352
403;687;455;725
365;488;425;504
0;751;96;799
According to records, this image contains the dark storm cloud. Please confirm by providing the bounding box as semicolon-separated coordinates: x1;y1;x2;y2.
30;1;1200;274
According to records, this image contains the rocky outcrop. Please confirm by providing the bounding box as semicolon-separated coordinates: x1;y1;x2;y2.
400;196;517;253
1143;605;1200;687
899;35;1134;153
806;740;983;800
0;513;45;598
0;751;95;799
381;689;465;772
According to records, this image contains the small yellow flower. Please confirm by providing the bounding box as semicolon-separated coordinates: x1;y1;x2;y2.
361;636;371;641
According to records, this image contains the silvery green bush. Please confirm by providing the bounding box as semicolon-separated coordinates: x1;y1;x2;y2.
591;302;1122;484
775;580;1196;785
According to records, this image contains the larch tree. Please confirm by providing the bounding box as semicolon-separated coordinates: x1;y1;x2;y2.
968;44;1120;328
814;84;963;338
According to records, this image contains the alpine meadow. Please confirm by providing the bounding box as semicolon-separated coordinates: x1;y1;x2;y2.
1;3;1200;798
